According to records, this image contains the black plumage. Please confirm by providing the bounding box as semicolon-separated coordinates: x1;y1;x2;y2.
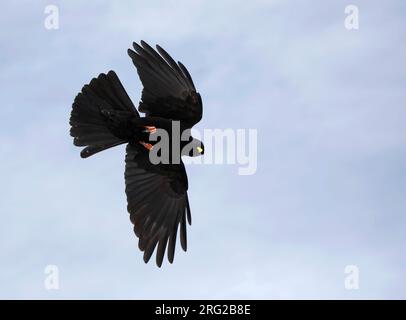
69;41;204;267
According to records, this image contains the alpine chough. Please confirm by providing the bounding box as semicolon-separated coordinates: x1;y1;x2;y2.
69;41;204;267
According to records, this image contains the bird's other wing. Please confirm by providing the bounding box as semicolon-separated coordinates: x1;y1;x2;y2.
125;143;192;267
128;40;202;128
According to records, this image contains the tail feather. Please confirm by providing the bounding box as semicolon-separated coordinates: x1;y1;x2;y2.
70;70;139;158
80;142;127;159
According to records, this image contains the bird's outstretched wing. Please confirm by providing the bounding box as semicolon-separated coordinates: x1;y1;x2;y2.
125;144;192;267
128;41;202;128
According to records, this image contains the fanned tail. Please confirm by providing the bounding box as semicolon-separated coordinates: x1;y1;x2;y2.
69;70;139;158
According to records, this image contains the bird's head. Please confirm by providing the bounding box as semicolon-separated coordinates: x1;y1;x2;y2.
182;137;204;157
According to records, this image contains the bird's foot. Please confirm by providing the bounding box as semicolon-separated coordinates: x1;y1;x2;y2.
139;141;154;151
143;126;157;134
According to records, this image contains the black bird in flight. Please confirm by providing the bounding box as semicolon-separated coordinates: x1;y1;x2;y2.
69;41;204;267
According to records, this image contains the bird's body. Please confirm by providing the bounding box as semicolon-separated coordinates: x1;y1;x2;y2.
69;41;203;267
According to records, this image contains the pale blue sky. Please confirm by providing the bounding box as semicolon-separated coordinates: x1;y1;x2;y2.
0;0;405;299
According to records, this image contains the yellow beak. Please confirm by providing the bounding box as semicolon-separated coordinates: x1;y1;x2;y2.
197;146;203;154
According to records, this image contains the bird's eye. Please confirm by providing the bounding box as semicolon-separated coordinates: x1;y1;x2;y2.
197;146;203;154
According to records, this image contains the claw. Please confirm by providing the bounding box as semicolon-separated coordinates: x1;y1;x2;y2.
143;126;157;134
139;141;154;151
